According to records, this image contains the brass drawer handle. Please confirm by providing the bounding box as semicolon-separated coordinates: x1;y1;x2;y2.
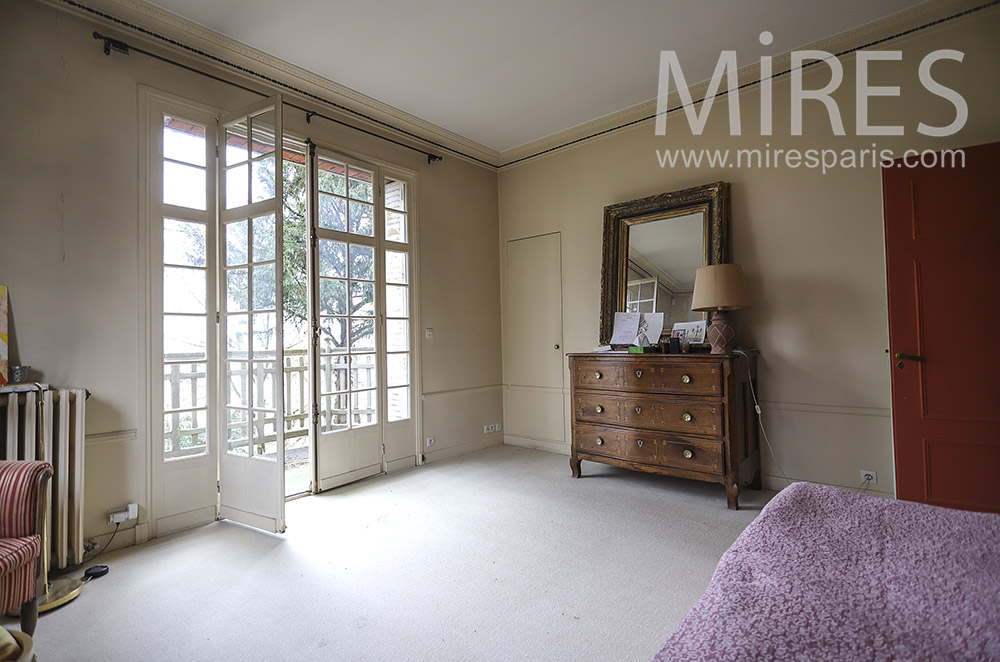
683;449;693;459
636;439;644;448
635;369;643;378
595;405;604;414
594;371;602;379
595;437;605;446
682;412;692;422
634;406;642;414
681;374;691;384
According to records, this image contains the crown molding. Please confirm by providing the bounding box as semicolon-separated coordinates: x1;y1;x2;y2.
39;0;503;168
498;0;995;169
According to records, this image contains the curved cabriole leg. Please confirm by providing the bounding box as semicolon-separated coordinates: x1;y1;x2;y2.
570;457;582;478
20;597;38;636
726;482;739;510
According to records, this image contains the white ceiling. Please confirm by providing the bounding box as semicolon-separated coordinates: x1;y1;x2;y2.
147;0;930;153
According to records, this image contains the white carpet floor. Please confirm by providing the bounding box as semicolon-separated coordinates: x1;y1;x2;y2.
14;445;773;661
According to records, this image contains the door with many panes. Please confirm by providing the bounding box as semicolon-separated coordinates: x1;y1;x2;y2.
151;91;415;535
311;148;415;491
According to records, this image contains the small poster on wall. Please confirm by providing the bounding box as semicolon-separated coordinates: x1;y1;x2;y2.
0;285;8;386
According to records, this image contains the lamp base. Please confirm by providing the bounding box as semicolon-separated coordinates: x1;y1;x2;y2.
707;310;737;354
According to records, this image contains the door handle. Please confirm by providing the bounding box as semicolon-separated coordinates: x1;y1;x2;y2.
895;352;924;370
894;353;924;362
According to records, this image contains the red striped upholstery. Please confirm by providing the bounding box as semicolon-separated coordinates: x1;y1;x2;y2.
0;461;52;615
0;462;50;538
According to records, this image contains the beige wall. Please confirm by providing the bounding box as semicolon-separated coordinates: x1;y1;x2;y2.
0;0;501;546
499;8;1000;497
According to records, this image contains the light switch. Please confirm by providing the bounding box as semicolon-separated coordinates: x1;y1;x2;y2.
425;328;434;339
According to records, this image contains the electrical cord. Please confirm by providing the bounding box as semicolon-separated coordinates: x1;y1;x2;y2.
732;349;793;489
51;522;121;579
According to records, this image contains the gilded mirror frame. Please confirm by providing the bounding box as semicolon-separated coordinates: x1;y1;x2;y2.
599;181;730;344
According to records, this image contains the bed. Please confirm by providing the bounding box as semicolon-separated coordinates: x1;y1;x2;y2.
654;481;1000;661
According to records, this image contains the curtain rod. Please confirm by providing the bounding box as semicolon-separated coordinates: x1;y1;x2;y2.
92;31;446;164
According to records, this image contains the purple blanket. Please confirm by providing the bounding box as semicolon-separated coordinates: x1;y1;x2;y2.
654;482;1000;661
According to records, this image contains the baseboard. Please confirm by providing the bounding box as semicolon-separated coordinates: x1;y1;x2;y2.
423;436;501;463
503;435;569;456
761;473;894;499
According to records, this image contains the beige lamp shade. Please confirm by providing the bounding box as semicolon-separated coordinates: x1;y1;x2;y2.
691;264;751;311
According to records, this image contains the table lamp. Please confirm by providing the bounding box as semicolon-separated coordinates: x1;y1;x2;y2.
691;264;750;354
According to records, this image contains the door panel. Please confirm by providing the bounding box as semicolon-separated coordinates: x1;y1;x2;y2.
218;95;286;532
883;141;1000;512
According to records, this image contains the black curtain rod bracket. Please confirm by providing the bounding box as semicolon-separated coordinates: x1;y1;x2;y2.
93;31;129;56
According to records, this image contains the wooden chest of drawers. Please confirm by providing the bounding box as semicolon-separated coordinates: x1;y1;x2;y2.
568;352;760;509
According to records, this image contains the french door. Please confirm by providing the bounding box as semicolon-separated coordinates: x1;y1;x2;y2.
311;148;415;490
217;96;286;532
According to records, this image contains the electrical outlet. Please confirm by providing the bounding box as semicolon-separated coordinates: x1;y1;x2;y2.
425;436;435;447
483;424;493;434
108;502;139;525
860;470;878;485
495;422;502;432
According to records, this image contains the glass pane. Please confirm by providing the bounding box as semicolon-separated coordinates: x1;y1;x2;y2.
164;161;206;210
227;361;249;406
318;239;347;278
227;268;248;312
348;200;374;237
163;219;206;267
350;244;375;281
351;353;377;390
386;285;409;318
319;354;349;394
163;409;207;457
252;263;276;311
318;159;347;195
319;393;349;433
350;318;375;351
385;210;407;243
319;278;347;316
386;319;408;352
284;319;309;353
348;166;374;202
350;281;375;317
639;281;654;299
226;220;248;266
252;361;276;410
250;110;276;157
282;159;307;219
164;267;207;314
386;250;408;284
639;301;654;313
318;193;347;232
320;317;347;355
225;126;248;165
352;390;377;428
251;410;278;460
384;178;406;211
252;214;276;262
387;353;409;387
252;156;276;203
387;386;410;422
226;408;249;455
163;116;206;166
163;362;207;411
164;315;206;360
225;164;249;209
226;313;249;357
252;312;278;355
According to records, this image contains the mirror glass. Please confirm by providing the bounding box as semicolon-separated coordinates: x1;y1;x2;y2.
624;211;705;328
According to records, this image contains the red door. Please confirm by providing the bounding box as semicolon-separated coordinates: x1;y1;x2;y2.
883;142;1000;512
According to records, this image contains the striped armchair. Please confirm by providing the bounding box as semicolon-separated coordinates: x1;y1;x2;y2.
0;461;52;636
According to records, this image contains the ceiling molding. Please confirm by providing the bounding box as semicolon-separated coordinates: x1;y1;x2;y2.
40;0;503;168
497;0;993;169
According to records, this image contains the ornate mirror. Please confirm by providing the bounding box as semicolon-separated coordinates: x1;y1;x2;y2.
599;181;730;344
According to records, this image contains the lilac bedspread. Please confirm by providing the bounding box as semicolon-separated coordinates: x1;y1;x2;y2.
654;482;1000;662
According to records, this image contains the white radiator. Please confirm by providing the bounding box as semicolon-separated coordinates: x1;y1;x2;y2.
0;387;86;570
